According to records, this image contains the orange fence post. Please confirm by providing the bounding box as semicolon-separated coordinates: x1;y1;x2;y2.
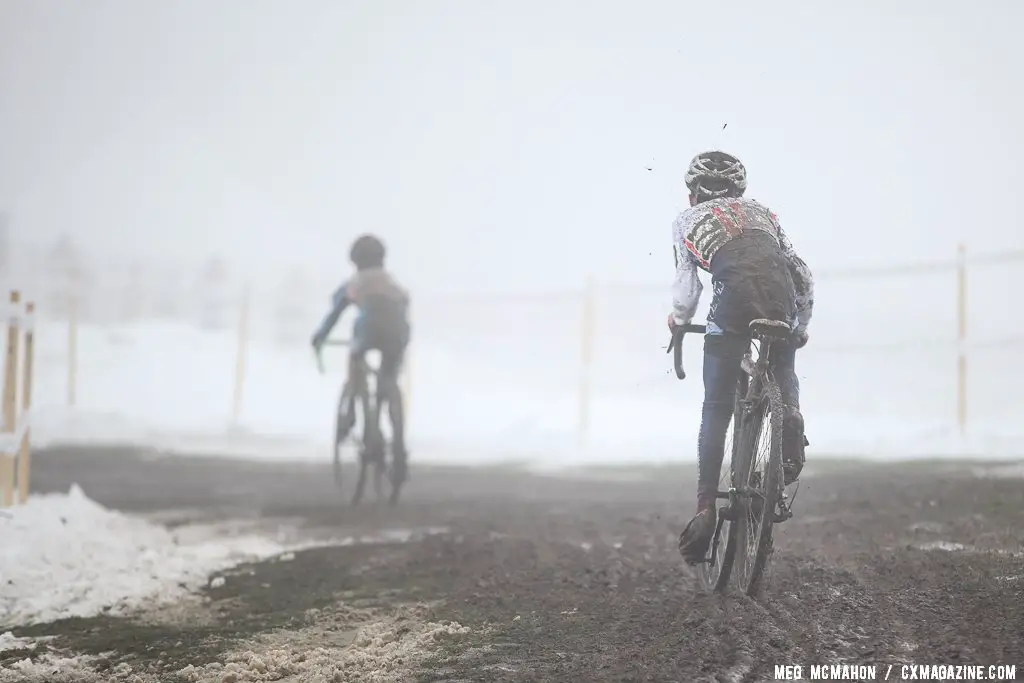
1;290;21;506
68;292;78;407
231;284;251;425
17;301;34;503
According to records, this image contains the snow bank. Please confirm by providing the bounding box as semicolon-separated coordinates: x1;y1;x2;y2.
0;652;107;683
0;485;290;627
0;632;38;653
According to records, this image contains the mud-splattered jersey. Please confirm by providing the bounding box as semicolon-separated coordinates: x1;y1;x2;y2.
671;197;814;333
675;196;781;269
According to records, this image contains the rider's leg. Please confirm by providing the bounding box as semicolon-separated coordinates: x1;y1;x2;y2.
679;329;746;562
337;348;364;440
770;340;806;484
344;314;375;450
378;344;408;481
696;331;748;510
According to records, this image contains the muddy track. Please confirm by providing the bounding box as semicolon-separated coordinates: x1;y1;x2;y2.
7;447;1024;682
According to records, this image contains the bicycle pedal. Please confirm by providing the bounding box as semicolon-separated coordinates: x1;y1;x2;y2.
772;507;793;523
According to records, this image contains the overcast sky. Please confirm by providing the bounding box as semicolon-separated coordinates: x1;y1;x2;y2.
1;0;1021;296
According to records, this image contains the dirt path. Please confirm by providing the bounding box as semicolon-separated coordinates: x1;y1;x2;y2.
4;447;1023;682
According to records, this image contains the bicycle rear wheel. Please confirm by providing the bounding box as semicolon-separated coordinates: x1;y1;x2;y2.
384;383;407;506
734;377;785;597
697;377;745;593
352;380;384;506
332;381;355;491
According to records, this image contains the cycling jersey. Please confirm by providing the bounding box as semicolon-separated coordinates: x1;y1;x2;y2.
670;197;814;336
312;267;410;352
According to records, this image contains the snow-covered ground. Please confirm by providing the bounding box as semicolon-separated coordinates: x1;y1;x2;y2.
0;484;303;627
16;312;1024;466
0;479;454;633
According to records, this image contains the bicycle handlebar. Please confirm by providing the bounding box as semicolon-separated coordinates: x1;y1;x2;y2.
314;339;382;376
314;339;350;374
666;324;707;380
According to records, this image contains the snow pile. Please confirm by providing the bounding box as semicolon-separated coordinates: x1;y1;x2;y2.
0;652;108;683
177;605;470;683
0;485;291;627
0;632;38;653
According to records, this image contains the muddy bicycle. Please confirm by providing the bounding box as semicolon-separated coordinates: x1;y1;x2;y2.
668;319;797;596
315;339;406;506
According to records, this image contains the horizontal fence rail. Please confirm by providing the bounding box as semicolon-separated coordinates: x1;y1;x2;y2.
10;244;1022;463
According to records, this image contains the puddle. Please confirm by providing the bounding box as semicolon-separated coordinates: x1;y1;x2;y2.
166;516;449;556
970;463;1024;479
915;540;969;552
527;465;663;483
914;541;1023;557
332;526;450;546
248;525;451;557
165;517;310;548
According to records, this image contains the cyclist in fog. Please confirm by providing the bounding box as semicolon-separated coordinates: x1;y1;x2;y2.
668;151;814;565
311;234;411;485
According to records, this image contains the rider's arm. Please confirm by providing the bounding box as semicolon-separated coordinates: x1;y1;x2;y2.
311;281;352;347
671;218;703;325
775;220;814;333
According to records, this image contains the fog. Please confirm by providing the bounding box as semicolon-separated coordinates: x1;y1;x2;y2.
1;0;1021;463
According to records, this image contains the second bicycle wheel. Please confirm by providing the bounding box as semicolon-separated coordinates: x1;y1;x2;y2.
734;379;785;597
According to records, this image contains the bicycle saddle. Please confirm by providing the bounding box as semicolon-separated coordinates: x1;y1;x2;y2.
748;318;792;339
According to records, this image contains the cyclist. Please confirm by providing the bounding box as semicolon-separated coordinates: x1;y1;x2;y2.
668;150;814;565
311;234;411;483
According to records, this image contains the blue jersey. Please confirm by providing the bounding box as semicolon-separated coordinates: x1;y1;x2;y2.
312;267;409;347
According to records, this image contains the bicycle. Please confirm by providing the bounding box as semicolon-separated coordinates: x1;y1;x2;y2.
668;318;797;597
315;339;406;506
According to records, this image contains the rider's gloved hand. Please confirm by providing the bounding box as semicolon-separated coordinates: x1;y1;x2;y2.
310;332;324;351
792;328;809;349
667;312;681;332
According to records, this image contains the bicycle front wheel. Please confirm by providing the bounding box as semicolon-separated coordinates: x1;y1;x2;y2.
734;377;785;597
697;376;745;593
332;381;355;490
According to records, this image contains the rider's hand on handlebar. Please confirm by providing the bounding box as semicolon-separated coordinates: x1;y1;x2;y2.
792;329;809;349
310;333;326;374
667;312;679;332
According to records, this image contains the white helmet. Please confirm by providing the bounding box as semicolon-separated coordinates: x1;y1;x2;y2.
684;150;747;201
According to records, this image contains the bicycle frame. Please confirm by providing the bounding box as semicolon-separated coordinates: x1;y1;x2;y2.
718;336;776;517
316;339;382;378
318;339;385;442
666;324;786;569
722;342;776;569
317;338;404;504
